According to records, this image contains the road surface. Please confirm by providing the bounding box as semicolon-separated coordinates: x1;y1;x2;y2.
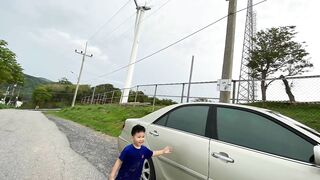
0;109;106;180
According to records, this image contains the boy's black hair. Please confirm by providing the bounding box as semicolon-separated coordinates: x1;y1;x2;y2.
131;124;145;136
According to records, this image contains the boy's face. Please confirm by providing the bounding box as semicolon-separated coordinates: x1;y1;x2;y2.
132;131;145;147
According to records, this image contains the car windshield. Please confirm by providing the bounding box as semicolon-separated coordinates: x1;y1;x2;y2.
267;111;320;139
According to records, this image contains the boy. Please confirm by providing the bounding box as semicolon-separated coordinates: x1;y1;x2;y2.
109;124;172;180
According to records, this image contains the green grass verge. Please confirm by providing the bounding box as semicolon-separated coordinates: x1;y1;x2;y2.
0;104;13;109
47;104;164;136
247;102;320;132
48;102;320;137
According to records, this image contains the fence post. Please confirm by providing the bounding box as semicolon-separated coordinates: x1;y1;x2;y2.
232;80;236;104
90;86;96;104
103;92;106;104
96;94;100;104
110;91;114;104
180;83;185;103
152;85;158;111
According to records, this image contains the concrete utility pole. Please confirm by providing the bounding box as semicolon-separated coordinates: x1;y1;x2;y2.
219;0;237;103
120;0;151;104
72;42;93;107
186;56;195;103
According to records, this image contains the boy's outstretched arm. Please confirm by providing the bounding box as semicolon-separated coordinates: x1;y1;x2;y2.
109;158;122;180
153;146;172;157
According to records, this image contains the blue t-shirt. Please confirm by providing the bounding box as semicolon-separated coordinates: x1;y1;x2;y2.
116;144;153;180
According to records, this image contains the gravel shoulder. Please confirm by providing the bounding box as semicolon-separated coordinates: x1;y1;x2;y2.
45;114;118;177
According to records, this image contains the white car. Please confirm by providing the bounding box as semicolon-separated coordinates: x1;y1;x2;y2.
118;103;320;180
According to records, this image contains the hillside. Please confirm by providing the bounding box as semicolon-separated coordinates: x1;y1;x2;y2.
0;74;53;101
21;74;53;100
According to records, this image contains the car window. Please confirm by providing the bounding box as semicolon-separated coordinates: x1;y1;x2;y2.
268;111;320;138
217;107;315;163
155;114;168;126
157;106;209;136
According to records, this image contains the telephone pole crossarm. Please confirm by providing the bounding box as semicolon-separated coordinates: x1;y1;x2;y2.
71;42;93;107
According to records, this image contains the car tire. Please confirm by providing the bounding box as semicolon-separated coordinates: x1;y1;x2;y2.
140;158;156;180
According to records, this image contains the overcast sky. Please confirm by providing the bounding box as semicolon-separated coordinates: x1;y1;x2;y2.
1;0;319;90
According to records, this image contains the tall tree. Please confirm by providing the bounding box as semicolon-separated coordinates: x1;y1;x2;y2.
58;77;72;85
247;26;312;102
32;86;52;107
0;40;24;85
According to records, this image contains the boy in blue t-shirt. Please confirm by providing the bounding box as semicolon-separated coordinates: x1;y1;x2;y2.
109;124;172;180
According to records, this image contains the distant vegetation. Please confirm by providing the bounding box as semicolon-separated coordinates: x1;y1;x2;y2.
31;81;92;108
0;74;53;105
26;79;176;108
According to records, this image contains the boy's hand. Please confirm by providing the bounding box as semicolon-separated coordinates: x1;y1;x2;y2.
162;146;173;154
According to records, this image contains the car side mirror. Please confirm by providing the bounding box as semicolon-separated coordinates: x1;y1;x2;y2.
314;145;320;165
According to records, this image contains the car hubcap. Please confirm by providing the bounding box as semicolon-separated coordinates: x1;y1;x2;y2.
140;160;151;180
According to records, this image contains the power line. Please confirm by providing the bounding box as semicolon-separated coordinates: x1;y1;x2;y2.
87;0;132;41
88;0;267;81
95;12;136;43
146;0;172;20
108;0;173;42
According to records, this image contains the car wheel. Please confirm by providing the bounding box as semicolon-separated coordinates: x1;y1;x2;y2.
140;159;156;180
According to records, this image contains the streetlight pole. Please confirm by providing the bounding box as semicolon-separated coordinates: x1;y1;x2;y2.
219;0;237;103
120;0;151;104
72;42;93;107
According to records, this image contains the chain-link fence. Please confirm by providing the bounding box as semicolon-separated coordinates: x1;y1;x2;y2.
79;75;320;131
81;75;320;106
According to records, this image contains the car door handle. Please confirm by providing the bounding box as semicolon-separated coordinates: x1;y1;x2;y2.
212;152;234;163
149;130;159;137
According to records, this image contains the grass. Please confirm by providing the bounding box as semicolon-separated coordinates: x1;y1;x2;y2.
247;102;320;132
0;104;13;109
48;102;320;137
48;104;164;136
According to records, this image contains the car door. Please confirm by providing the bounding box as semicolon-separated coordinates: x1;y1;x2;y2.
209;106;320;180
146;105;211;180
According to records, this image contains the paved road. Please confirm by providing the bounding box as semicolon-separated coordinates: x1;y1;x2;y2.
0;109;106;180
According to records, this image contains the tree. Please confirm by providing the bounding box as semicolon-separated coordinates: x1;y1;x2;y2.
247;26;312;102
0;40;24;85
32;86;52;107
58;77;72;85
193;98;210;102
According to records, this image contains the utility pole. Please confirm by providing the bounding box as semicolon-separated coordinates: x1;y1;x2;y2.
186;56;194;102
120;0;151;104
72;42;93;107
219;0;237;103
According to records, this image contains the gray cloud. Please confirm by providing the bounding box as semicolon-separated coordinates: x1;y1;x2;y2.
1;0;319;90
